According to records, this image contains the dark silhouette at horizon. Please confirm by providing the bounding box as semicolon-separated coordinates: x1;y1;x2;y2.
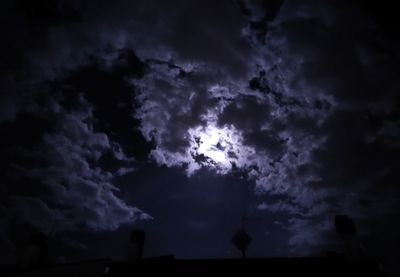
0;215;387;276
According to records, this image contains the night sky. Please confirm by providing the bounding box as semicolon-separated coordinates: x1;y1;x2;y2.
1;0;399;274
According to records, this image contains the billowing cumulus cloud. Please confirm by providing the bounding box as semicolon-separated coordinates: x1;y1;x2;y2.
1;95;150;235
130;0;400;255
0;0;399;268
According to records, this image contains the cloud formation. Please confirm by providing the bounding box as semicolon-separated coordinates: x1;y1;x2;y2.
1;94;150;236
131;0;400;254
0;0;399;263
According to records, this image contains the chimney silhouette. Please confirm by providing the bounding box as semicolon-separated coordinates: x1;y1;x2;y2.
128;229;145;265
335;215;365;264
19;232;48;269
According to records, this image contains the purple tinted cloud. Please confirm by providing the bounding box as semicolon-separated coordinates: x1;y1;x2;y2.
2;95;151;237
0;0;399;262
129;0;400;254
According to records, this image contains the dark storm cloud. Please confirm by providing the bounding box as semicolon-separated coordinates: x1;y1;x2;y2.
131;0;400;257
1;0;156;256
252;0;400;254
0;45;152;261
1;95;150;235
0;0;83;122
1;0;399;267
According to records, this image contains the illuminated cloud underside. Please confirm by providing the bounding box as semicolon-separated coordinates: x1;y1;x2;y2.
187;123;255;175
133;61;330;220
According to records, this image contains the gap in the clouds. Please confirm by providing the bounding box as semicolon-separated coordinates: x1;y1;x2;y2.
51;48;152;162
112;164;291;259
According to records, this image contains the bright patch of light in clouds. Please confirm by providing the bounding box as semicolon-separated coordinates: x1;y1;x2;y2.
187;123;254;174
196;125;230;163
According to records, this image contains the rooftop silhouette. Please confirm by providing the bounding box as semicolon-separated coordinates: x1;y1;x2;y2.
0;215;387;277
